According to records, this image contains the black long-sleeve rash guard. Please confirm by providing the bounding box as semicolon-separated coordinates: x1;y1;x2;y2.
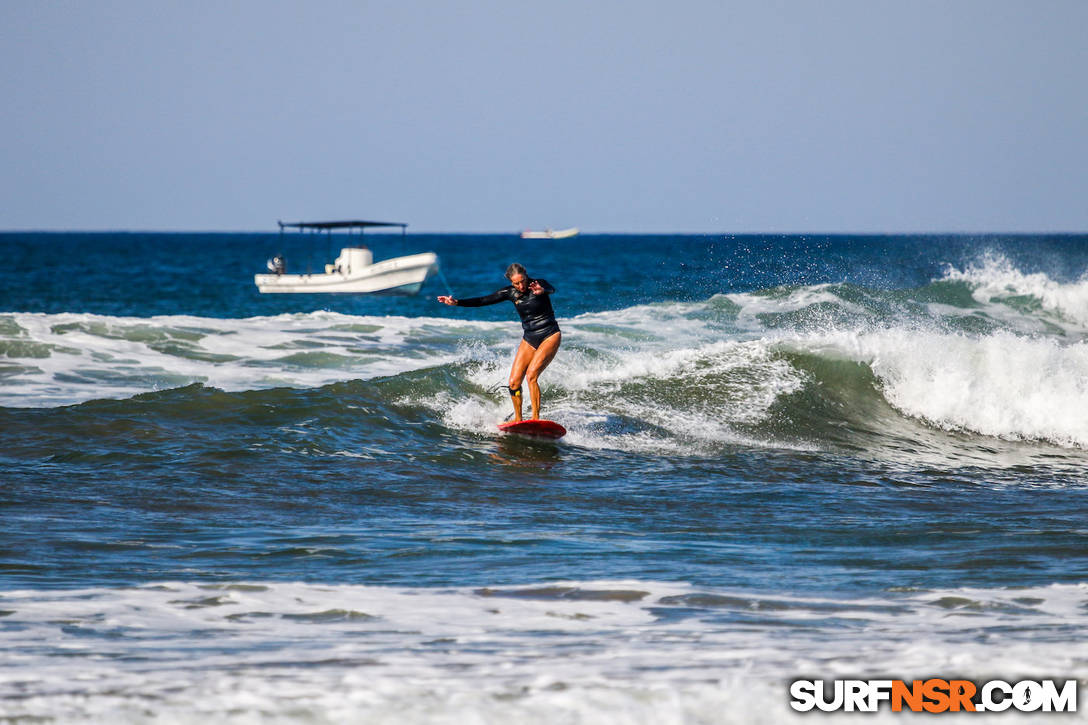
456;279;559;343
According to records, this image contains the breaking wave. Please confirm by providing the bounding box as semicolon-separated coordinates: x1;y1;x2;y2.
3;253;1088;460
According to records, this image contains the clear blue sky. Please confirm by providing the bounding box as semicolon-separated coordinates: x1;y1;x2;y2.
3;1;1086;233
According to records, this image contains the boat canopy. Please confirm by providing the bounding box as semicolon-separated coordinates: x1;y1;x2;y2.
278;220;407;234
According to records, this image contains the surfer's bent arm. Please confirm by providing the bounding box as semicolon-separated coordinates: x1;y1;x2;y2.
453;288;514;307
531;279;555;295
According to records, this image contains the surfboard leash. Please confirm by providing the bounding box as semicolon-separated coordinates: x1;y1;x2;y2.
486;383;517;421
435;266;455;297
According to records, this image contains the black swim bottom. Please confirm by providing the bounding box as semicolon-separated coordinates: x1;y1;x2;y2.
523;325;561;349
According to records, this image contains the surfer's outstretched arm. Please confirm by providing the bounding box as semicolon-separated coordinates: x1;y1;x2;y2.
437;288;512;307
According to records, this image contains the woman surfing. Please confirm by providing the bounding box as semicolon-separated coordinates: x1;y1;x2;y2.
438;263;561;423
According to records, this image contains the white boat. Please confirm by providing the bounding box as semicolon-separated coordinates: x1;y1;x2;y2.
520;227;579;239
254;220;439;295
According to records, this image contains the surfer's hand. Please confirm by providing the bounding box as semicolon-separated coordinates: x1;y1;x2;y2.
437;295;457;305
529;280;543;294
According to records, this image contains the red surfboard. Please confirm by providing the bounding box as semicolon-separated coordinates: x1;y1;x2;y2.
497;419;567;439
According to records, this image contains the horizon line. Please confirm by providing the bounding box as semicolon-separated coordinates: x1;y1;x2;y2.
2;228;1086;236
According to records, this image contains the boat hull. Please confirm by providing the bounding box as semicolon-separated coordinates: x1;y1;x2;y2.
520;227;579;239
255;252;438;294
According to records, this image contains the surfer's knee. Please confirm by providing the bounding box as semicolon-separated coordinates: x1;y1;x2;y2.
507;385;522;399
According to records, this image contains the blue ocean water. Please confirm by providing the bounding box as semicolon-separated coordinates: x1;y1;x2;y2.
2;232;1087;722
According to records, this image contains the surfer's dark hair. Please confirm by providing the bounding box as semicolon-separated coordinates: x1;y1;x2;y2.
505;263;527;280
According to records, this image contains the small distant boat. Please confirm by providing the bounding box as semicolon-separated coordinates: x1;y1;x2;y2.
254;220;439;295
520;227;579;240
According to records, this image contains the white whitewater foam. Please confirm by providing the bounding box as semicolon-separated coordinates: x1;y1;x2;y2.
723;284;865;330
784;327;1088;449
0;311;504;408
431;332;807;454
1;579;1084;724
554;339;806;451
942;251;1088;331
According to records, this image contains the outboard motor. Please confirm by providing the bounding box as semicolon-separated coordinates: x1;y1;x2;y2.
267;255;286;275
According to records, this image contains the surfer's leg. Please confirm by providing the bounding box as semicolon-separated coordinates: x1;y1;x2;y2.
525;331;561;420
508;340;535;422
